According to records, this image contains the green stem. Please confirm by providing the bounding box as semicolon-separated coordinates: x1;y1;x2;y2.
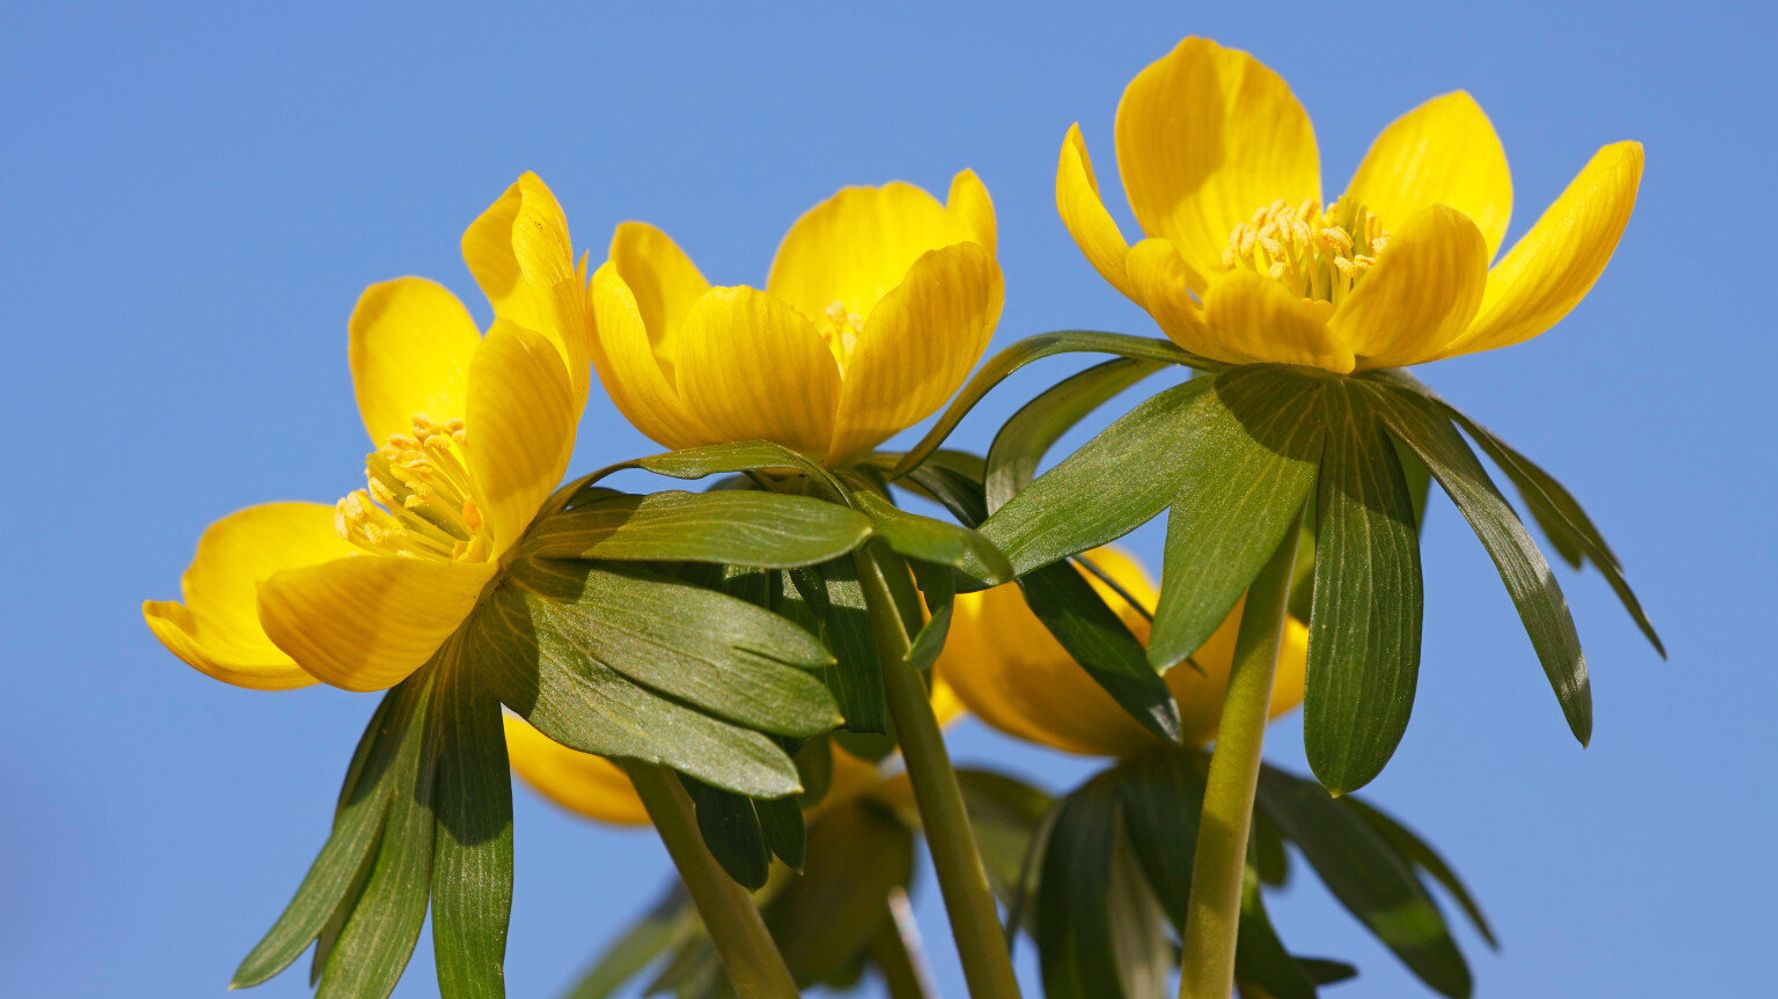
623;763;799;999
866;889;933;999
1177;511;1304;999
855;546;1023;999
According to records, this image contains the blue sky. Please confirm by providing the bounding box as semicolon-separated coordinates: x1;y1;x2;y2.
4;2;1774;996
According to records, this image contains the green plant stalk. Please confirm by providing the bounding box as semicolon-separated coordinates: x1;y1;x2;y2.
623;762;799;999
1178;509;1304;999
866;890;933;999
855;546;1022;998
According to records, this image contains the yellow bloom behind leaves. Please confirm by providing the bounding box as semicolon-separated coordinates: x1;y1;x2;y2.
144;174;589;693
589;172;1003;466
935;546;1306;759
1058;36;1642;373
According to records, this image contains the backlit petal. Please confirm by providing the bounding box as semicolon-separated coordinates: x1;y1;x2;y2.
1115;36;1320;279
1203;271;1354;372
504;716;650;825
675;286;841;457
465;321;580;556
257;553;493;692
588;260;713;449
609;221;710;379
347;277;482;446
1344;92;1514;259
1440;142;1644;358
143;503;357;690
827;243;1002;464
765;178;981;322
1056;123;1140;299
462;173;589;387
1333;205;1490;369
1124;238;1226;362
945;169;997;256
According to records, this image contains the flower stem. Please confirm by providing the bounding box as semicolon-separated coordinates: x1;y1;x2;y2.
623;762;799;999
855;546;1023;999
1177;511;1304;999
867;888;934;999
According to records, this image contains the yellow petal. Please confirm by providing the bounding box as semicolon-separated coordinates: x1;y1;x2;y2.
1343;92;1514;259
588;259;713;449
465;321;581;556
765;177;983;322
946;169;998;256
1115;36;1320;279
1440;142;1644;358
1056;123;1141;299
143;503;358;690
1333;205;1490;369
1202;271;1354;372
461;172;590;387
1124;238;1228;362
503;716;650;825
826;243;1002;465
257;553;493;692
347;277;482;446
609;221;710;378
674;286;841;457
1169;597;1310;747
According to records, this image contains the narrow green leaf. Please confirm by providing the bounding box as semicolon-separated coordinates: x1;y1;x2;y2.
1105;826;1172;999
754;793;806;872
788;560;888;733
430;661;514;999
985;357;1167;513
680;777;771;891
1257;766;1471;998
527;489;871;568
881;451;992;528
1365;382;1592;746
955;769;1055;907
905;558;957;673
982;378;1214;577
1305;384;1424;793
316;669;440;999
1116;750;1205;930
1234;863;1319;999
1342;796;1497;948
562;889;696;999
1037;780;1125;999
852;489;1012;585
893;330;1209;478
635;440;846;500
1149;368;1325;670
763;801;916;986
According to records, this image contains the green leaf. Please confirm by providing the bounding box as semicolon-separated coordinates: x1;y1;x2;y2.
982;378;1214;577
955;769;1055;907
984;357;1167;513
1256;766;1471;998
763;801;916;986
1116;750;1205;931
893;331;1209;478
1149;368;1325;670
1037;779;1125;999
788;560;888;733
429;660;514;999
633;440;846;498
1304;383;1425;793
562;889;696;999
879;451;992;528
474;564;816;799
1364;382;1592;747
232;688;410;989
316;669;440;999
1341;796;1497;948
1234;863;1320;999
680;777;771;891
527;489;871;568
851;489;1012;586
1105;826;1172;999
754;793;806;872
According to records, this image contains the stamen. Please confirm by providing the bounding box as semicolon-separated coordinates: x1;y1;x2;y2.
335;414;491;561
1219;198;1390;307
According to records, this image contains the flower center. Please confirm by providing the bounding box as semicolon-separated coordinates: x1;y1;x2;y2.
1220;198;1390;307
817;300;864;374
335;415;490;562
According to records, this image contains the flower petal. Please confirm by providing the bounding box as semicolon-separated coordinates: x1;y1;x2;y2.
1343;92;1514;259
765;176;983;322
504;716;650;825
588;259;714;450
1115;36;1320;279
827;243;1002;464
1202;271;1354;372
1056;123;1142;299
347;277;482;446
461;172;590;387
675;286;841;457
1124;238;1228;362
1440;142;1644;358
143;503;358;690
257;553;493;692
466;320;581;556
945;169;997;256
1333;205;1490;369
609;221;710;378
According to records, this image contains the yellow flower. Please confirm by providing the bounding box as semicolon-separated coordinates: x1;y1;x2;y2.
588;173;1003;466
934;546;1306;759
1058;36;1643;373
143;174;590;693
505;682;964;823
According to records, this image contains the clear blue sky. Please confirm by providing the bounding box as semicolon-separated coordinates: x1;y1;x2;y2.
4;2;1773;996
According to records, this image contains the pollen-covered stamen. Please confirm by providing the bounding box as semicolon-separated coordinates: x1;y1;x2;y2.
335;415;491;562
1219;198;1390;307
816;300;865;374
